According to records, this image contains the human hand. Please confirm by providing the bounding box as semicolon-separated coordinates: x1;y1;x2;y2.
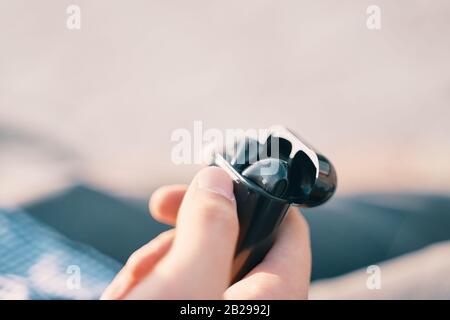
101;166;311;299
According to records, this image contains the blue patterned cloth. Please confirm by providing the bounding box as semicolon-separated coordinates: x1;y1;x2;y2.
0;208;121;299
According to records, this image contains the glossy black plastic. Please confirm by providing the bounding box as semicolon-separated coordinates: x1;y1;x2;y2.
211;127;337;283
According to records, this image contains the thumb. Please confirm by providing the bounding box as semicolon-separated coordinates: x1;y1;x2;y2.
170;166;239;297
127;166;239;299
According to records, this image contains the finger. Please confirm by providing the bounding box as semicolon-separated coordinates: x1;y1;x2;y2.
127;166;239;299
101;229;175;300
224;208;311;299
149;185;188;225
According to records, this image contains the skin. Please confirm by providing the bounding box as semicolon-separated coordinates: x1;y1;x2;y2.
101;166;311;300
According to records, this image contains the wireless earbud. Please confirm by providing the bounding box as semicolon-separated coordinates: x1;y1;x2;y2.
210;126;337;283
242;158;290;198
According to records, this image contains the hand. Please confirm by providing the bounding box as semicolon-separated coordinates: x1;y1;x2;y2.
101;167;311;299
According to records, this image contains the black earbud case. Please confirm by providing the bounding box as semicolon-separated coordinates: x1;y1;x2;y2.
210;126;337;283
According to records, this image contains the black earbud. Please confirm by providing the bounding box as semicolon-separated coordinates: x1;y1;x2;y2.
242;158;290;198
229;133;324;202
210;126;337;283
230;137;260;172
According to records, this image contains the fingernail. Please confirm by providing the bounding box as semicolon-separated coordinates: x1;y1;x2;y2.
197;167;235;202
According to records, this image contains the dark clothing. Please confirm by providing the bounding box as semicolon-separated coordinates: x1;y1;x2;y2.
25;186;450;280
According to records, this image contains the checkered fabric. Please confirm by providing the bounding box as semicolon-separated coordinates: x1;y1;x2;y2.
0;208;121;299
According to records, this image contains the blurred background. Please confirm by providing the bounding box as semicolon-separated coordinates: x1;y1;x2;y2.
1;0;450;206
1;0;450;300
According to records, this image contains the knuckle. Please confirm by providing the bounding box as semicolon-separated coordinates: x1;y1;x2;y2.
124;255;142;279
126;251;142;268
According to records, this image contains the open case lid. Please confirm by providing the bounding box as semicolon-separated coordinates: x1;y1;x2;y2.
212;126;337;207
